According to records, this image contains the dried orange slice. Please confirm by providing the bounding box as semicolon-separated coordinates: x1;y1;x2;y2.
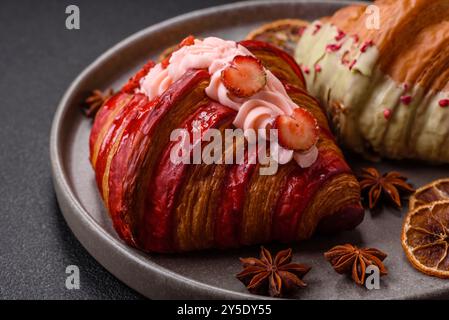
402;200;449;278
246;19;309;55
409;178;449;210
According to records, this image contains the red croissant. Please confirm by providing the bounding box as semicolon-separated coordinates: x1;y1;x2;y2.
89;38;363;253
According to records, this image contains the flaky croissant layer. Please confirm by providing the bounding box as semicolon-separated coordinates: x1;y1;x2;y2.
295;0;449;163
89;40;363;253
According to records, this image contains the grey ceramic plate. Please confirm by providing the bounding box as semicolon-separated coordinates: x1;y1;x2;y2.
50;0;449;299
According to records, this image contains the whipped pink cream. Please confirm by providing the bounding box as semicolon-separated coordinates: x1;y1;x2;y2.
139;37;318;167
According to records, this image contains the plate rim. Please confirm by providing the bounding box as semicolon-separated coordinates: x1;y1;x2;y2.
50;0;370;300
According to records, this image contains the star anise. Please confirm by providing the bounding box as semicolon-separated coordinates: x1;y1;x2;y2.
83;88;115;118
324;244;387;286
236;246;311;297
358;167;414;209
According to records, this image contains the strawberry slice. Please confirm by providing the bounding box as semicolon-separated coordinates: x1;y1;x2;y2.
221;55;267;98
273;107;319;151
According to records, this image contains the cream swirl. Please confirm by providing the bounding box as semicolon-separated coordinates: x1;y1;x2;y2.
139;37;318;167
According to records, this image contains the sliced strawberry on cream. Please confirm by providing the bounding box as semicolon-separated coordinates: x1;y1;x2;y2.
273;107;319;151
221;55;267;98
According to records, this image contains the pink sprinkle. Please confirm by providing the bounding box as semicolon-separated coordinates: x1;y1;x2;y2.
335;30;346;41
402;83;409;91
326;43;342;52
400;95;412;105
360;40;374;53
383;109;392;120
312;23;322;35
349;59;357;70
439;99;449;107
352;34;359;43
297;27;306;36
303;66;310;74
314;64;322;73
